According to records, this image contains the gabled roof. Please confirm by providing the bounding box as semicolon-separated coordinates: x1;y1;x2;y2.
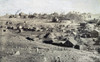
67;37;77;45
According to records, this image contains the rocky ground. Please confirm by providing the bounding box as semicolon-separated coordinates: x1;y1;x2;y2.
0;12;100;62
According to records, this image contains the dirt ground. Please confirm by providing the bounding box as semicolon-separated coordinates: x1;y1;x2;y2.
0;13;100;62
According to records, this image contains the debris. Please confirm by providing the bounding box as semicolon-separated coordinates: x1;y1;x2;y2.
14;51;20;56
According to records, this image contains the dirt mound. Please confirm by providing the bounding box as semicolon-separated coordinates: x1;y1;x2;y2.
66;13;83;23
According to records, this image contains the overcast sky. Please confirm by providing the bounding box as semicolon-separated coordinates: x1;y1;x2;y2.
0;0;100;15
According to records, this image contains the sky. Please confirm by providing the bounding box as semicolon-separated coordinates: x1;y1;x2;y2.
0;0;100;15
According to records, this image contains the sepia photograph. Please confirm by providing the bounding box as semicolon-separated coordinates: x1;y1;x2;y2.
0;0;100;62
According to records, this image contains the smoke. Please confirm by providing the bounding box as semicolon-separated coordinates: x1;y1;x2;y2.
0;0;100;15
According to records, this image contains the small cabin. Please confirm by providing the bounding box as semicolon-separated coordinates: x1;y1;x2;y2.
64;37;87;50
64;37;77;47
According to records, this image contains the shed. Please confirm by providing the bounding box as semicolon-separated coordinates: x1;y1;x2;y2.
74;45;87;50
64;37;77;47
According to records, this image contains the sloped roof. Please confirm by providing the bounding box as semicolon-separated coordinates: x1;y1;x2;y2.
67;37;77;45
